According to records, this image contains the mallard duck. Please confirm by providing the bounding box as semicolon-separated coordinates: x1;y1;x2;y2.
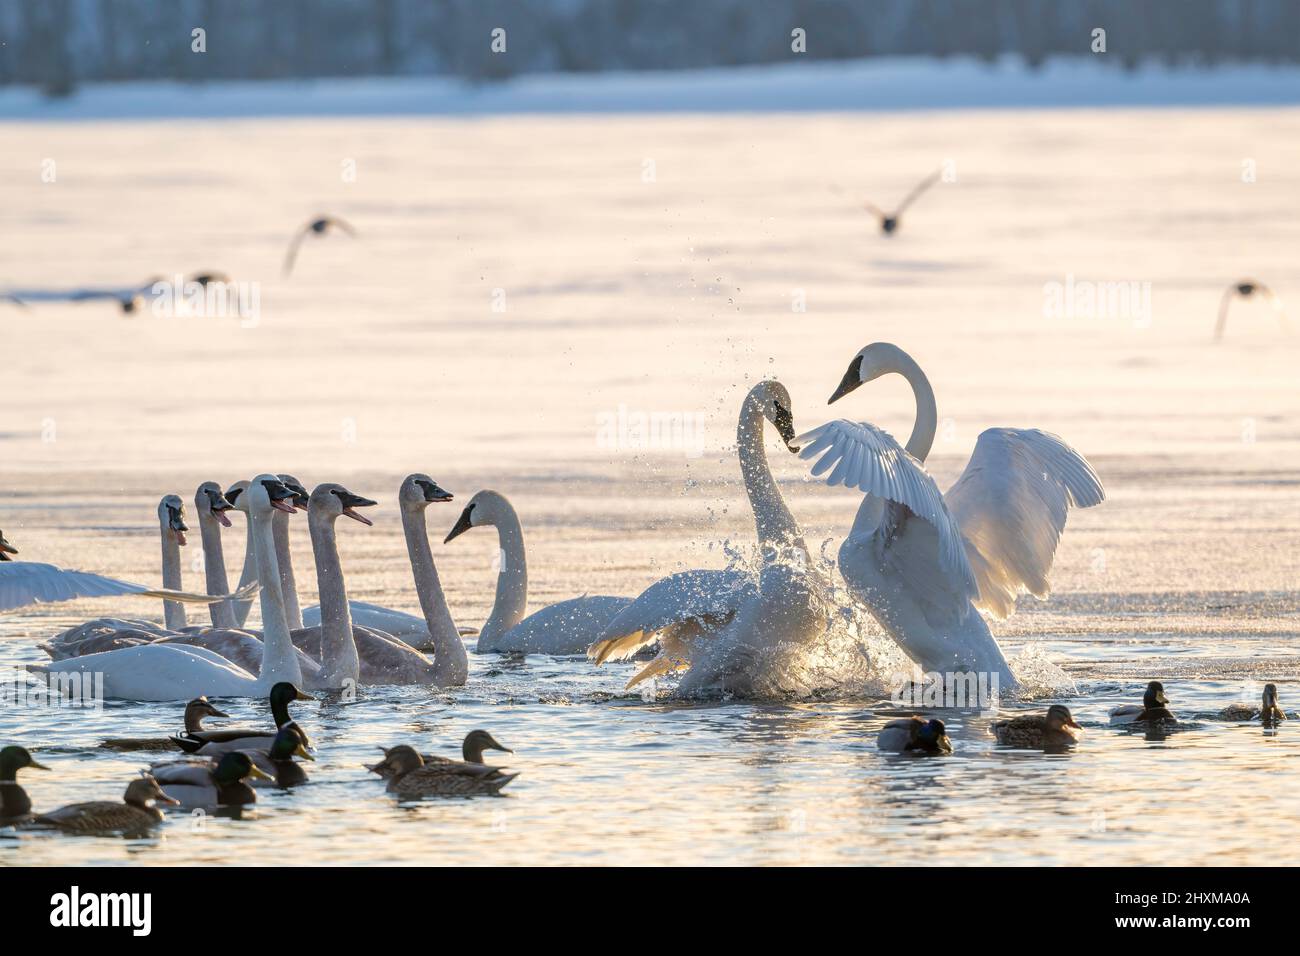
101;697;230;751
1;745;49;823
245;726;314;788
369;730;512;779
876;717;953;754
1110;681;1177;725
36;773;178;834
1219;683;1287;723
369;744;518;797
172;682;313;755
993;705;1082;749
148;751;271;806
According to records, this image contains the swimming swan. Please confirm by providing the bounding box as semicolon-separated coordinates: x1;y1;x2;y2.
590;381;832;695
25;476;307;700
444;490;632;655
795;343;1104;687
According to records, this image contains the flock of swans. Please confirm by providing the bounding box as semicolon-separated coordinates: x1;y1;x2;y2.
3;341;1105;709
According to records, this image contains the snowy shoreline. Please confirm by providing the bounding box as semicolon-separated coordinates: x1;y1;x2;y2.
2;56;1300;121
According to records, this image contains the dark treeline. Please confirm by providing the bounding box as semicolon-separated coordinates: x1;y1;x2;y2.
2;0;1299;95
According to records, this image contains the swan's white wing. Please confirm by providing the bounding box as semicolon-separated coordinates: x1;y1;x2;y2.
0;562;258;613
589;569;757;665
796;420;975;593
944;427;1105;619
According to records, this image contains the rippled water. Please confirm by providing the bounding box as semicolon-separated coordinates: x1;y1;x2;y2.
3;103;1299;865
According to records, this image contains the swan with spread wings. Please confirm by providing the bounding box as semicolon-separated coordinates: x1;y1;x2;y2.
795;343;1105;688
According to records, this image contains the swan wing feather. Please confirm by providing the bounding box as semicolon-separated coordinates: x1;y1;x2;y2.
944;427;1104;619
0;562;257;613
795;420;975;593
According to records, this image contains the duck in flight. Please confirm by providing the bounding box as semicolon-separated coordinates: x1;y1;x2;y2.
1214;278;1287;341
283;216;357;276
862;170;942;235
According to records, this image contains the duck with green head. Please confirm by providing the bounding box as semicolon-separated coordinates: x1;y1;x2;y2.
1110;681;1177;725
993;705;1082;750
1219;683;1287;724
877;716;953;754
369;741;518;797
245;726;315;788
171;681;313;755
101;697;230;751
1;745;50;823
148;751;272;807
36;773;178;834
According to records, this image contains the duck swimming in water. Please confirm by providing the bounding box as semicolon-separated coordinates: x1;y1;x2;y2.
101;697;230;751
1219;683;1287;724
993;705;1082;750
369;743;518;797
0;745;49;823
245;726;315;788
172;682;313;755
1110;681;1177;725
877;717;952;754
368;730;512;780
148;751;272;807
36;773;178;834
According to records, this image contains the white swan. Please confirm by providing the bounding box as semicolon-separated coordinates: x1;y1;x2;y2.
224;480;258;627
795;342;1105;687
26;476;307;700
590;381;832;695
220;474;306;629
443;490;632;655
302;474;472;651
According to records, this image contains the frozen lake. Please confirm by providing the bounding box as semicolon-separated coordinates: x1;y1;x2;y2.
2;83;1299;864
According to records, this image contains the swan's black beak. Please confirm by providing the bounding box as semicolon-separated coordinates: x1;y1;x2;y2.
278;476;310;510
262;479;298;514
224;486;243;506
828;354;864;405
444;504;476;543
336;489;377;526
416;478;454;503
773;401;798;453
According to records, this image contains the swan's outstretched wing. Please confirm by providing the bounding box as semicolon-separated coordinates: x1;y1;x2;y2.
0;562;258;612
944;427;1104;619
796;420;975;592
589;569;756;665
894;170;941;215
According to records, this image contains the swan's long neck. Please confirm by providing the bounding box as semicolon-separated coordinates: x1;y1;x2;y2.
403;506;467;685
849;354;938;539
272;512;304;630
737;395;803;551
308;510;359;688
160;522;186;631
252;509;304;687
481;510;528;643
232;515;257;627
197;509;236;629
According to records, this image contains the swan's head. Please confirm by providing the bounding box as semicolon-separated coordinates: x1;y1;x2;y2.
224;480;250;514
195;481;234;529
158;494;189;546
277;474;310;511
0;529;16;561
749;380;798;451
1143;681;1169;708
400;474;455;512
1045;705;1081;732
444;490;514;544
309;483;377;526
127;773;179;808
184;696;229;722
248;475;300;517
829;342;912;404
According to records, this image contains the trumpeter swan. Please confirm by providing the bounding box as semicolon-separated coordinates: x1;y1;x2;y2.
590;381;832;695
25;476;307;700
796;342;1104;688
444;490;631;656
